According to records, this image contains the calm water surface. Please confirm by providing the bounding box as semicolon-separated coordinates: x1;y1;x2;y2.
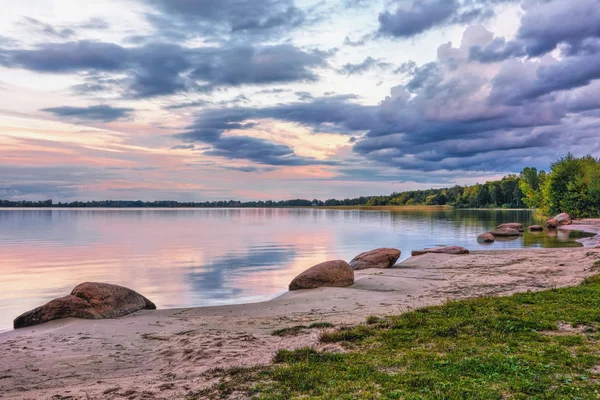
0;208;590;332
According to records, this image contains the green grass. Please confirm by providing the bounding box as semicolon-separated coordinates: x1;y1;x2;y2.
271;322;335;337
190;275;600;399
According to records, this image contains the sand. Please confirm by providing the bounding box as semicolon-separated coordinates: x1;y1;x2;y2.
1;221;600;399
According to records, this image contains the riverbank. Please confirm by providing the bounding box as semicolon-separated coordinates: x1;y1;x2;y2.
2;243;600;399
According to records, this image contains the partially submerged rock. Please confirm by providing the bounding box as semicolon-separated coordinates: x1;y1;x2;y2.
497;223;524;232
546;218;559;229
411;246;469;256
14;282;156;329
491;228;521;237
554;213;572;225
529;225;544;231
477;233;495;243
349;248;401;270
289;260;354;290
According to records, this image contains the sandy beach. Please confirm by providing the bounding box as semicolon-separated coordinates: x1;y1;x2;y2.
1;221;600;400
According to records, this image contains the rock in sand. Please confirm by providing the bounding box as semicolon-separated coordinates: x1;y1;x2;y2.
289;260;354;290
349;248;401;270
14;282;156;329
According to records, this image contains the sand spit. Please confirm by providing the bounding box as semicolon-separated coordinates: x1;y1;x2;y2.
2;244;600;399
561;218;600;247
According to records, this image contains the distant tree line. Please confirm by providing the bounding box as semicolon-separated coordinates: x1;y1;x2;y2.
2;154;598;217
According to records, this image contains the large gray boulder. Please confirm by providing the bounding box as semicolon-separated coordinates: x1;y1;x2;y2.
14;282;156;329
349;248;401;270
289;260;354;290
497;223;524;232
411;246;469;256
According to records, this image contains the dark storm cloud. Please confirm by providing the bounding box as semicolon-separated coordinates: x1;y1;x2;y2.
0;41;329;98
145;0;305;40
174;97;371;166
0;41;128;72
41;105;135;122
377;0;509;39
470;0;600;62
178;128;334;166
339;57;392;75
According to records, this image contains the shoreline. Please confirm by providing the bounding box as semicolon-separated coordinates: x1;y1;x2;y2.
2;243;600;399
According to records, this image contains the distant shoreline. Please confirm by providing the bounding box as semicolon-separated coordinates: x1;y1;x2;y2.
0;205;531;211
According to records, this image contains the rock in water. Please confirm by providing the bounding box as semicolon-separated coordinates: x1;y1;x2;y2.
528;225;544;231
477;233;495;243
490;228;521;237
554;213;572;225
349;248;401;270
289;260;354;290
546;218;558;229
14;282;156;329
411;246;469;256
497;223;524;232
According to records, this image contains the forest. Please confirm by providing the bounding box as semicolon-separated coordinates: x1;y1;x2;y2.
1;154;599;217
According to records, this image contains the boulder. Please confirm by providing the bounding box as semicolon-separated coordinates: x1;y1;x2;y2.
528;225;544;231
411;246;469;256
490;228;521;237
554;213;572;225
349;248;401;270
289;260;354;290
477;233;495;243
497;223;524;232
14;282;156;329
546;218;558;229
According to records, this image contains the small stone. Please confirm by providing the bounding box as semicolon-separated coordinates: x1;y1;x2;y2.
477;233;495;243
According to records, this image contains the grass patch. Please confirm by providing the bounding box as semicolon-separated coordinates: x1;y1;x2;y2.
308;322;334;329
271;322;335;337
204;275;600;399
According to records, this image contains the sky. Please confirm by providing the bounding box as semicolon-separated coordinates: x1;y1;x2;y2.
0;0;599;202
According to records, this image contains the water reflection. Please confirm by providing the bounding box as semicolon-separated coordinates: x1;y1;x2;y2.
0;208;589;332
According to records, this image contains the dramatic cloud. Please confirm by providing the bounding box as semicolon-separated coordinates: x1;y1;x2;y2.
470;0;600;61
176;107;341;166
172;22;600;175
3;0;600;200
0;41;328;98
145;0;305;39
41;105;135;122
377;0;507;38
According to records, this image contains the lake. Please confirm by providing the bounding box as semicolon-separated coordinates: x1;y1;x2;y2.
0;208;589;332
